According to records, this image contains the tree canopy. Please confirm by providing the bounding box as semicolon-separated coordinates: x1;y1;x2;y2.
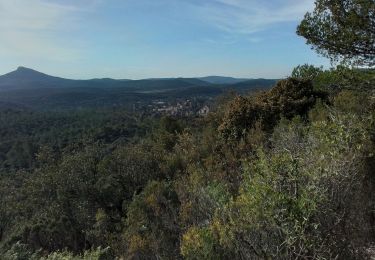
297;0;375;66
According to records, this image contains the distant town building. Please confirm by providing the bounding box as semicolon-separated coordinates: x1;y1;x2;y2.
198;105;210;116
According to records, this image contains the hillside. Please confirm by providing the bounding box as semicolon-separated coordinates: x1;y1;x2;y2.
199;76;249;84
0;67;276;109
0;67;198;90
0;68;374;259
1;0;375;258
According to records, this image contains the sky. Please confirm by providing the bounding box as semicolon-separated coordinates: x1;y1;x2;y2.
0;0;330;79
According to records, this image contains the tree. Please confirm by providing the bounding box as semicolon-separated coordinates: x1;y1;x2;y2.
291;64;323;80
219;78;318;140
124;181;180;259
297;0;375;66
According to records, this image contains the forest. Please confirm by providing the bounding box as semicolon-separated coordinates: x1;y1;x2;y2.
1;0;375;259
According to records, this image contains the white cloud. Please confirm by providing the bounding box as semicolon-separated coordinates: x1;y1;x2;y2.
0;0;75;30
0;0;316;75
0;0;96;61
187;0;315;34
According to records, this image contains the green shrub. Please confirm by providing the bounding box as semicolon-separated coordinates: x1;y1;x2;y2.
219;78;318;140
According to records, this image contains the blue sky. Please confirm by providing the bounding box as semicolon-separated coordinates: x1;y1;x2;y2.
0;0;330;79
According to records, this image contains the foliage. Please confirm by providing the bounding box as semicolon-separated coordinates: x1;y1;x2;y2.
2;242;42;260
181;227;219;260
291;64;375;92
1;1;375;256
39;247;113;260
219;78;318;139
291;64;324;81
297;0;375;66
184;106;373;259
124;180;180;259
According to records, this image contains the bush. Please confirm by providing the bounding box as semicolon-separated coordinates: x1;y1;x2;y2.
219;78;318;140
40;247;113;260
201;108;373;259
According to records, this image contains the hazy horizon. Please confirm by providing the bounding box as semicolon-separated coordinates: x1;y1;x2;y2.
2;65;281;81
0;0;330;80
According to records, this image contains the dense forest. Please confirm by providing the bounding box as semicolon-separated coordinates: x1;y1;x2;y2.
1;0;375;259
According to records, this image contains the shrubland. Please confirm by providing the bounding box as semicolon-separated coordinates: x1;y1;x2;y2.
1;0;375;258
0;66;374;259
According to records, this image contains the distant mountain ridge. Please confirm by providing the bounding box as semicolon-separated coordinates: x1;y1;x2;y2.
199;76;250;84
0;67;277;109
0;67;258;90
0;67;72;89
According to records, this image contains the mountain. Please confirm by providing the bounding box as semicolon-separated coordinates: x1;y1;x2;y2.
227;79;278;92
0;67;277;109
199;76;250;85
0;67;73;90
2;66;58;81
0;67;272;91
0;67;210;91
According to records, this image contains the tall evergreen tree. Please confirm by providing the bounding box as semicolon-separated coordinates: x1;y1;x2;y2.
297;0;375;66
